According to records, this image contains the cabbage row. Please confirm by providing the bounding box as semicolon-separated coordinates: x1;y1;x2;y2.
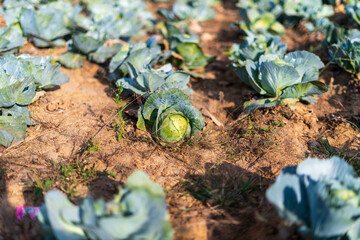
0;0;215;73
237;0;334;36
232;1;360;239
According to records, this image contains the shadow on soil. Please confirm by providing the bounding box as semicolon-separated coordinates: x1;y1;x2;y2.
180;161;292;240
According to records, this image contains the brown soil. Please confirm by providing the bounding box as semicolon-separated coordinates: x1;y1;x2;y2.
0;2;359;240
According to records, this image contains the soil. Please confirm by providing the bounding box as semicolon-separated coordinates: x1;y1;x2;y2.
0;1;359;240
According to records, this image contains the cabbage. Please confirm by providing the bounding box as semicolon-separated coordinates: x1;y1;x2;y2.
227;33;287;85
38;171;173;240
329;32;360;76
137;88;205;144
267;157;360;240
0;54;68;146
241;51;327;113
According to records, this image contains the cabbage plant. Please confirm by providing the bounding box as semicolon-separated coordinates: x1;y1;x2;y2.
329;32;360;76
38;171;173;240
227;33;287;84
0;25;25;55
137;89;205;144
158;0;216;22
109;38;161;79
0;54;68;146
19;6;71;48
69;0;155;66
346;2;360;26
282;0;334;24
267;157;360;240
158;22;214;71
241;51;327;113
237;0;285;35
0;54;69;90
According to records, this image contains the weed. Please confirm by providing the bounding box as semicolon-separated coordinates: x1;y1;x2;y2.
112;85;128;141
225;116;283;161
31;174;54;197
31;141;117;199
82;140;101;156
311;133;360;174
318;136;346;158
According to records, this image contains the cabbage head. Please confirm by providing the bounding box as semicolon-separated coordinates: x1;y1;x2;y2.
137;89;205;144
267;157;360;240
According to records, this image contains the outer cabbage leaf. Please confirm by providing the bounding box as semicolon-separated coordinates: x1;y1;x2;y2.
58;53;86;69
176;43;214;70
109;38;161;75
0;104;35;147
10;54;69;89
89;43;122;64
0;71;35;108
0;25;25;55
72;33;105;55
116;63;192;97
2;104;35;126
0;115;27;147
19;7;70;48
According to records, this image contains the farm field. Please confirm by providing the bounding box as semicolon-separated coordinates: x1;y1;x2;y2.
0;0;360;239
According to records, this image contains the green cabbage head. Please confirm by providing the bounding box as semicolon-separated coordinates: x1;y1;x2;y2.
137;88;205;144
